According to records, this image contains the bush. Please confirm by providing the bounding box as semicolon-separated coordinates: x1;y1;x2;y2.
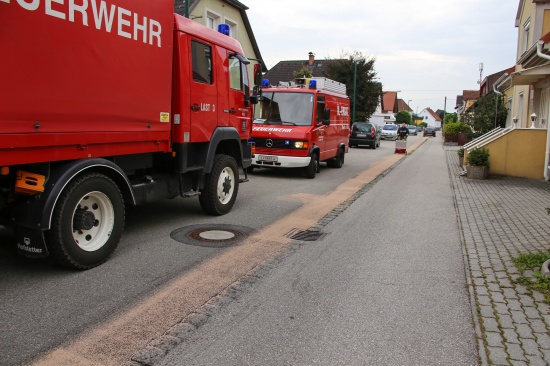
467;148;490;167
467;131;484;140
457;148;465;159
444;122;472;134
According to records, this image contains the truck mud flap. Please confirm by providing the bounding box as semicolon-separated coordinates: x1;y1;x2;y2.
14;227;49;259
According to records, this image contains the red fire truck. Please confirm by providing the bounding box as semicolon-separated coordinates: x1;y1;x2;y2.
251;77;350;179
0;0;261;269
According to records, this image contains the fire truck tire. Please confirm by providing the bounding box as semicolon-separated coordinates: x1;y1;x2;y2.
305;152;318;179
328;148;345;168
199;154;239;215
47;173;125;270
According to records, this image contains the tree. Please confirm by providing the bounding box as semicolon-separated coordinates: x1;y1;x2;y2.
324;51;379;122
293;66;312;79
463;93;507;133
395;110;412;125
444;113;458;124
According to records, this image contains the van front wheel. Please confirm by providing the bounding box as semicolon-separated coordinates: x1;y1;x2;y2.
305;152;318;179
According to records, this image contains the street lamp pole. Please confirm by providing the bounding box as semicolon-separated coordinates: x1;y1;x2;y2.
408;100;412;125
352;58;365;123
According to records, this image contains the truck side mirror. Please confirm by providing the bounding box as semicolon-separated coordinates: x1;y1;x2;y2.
249;95;259;105
254;64;262;87
253;64;263;96
323;108;331;125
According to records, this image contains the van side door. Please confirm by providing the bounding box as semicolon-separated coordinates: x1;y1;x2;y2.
313;95;328;160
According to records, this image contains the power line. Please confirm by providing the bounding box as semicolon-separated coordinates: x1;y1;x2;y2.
398;89;465;92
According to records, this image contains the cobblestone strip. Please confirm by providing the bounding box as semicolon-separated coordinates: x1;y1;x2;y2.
446;147;550;366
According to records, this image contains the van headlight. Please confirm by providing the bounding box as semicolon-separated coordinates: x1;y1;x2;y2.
294;141;309;149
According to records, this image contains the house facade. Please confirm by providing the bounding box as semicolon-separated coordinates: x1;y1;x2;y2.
417;108;442;129
455;90;479;121
494;0;550;180
174;0;266;76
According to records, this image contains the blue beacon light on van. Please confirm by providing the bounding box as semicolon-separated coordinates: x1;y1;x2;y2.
217;24;230;36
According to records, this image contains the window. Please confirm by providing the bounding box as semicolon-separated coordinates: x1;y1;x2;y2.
224;18;238;38
522;19;531;54
518;92;524;126
229;56;241;90
206;16;215;29
538;89;548;128
506;98;512;127
316;97;325;123
191;41;212;84
205;10;220;30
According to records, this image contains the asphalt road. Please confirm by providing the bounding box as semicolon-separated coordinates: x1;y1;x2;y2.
0;136;415;365
155;136;479;365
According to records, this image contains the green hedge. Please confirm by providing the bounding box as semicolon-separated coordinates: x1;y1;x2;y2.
443;122;472;134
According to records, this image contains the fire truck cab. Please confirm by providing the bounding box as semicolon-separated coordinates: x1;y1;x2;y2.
251;77;350;179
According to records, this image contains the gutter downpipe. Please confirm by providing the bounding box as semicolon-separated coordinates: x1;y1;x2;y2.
493;85;502;129
536;40;550;180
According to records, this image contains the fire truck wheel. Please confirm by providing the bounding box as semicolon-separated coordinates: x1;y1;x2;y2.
200;154;239;215
47;173;125;270
305;152;318;179
328;148;345;168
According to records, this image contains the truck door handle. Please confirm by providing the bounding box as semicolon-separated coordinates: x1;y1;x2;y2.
229;108;236;114
191;105;200;111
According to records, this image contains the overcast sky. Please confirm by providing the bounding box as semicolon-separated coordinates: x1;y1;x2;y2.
246;0;519;113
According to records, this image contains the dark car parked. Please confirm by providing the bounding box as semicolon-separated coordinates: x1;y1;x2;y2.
350;122;381;149
423;127;436;137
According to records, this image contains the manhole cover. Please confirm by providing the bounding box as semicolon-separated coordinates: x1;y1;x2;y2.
171;224;254;248
199;230;236;240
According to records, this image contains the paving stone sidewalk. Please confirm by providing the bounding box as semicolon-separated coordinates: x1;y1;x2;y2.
445;146;550;366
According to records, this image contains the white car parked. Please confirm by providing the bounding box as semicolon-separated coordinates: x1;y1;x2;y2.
381;124;398;140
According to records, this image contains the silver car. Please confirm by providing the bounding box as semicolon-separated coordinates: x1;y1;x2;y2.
381;124;398;140
407;126;417;135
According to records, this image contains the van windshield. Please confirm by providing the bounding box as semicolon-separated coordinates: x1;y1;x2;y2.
254;92;314;126
383;124;397;130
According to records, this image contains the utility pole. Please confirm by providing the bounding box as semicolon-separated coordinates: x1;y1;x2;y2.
185;0;189;18
443;96;447;129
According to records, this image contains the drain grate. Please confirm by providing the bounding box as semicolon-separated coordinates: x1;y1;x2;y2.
287;229;327;242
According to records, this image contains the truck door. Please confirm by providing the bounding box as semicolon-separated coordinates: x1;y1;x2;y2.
225;54;251;138
189;40;217;142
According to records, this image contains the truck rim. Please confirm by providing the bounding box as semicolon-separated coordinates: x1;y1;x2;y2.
71;191;114;252
217;166;235;205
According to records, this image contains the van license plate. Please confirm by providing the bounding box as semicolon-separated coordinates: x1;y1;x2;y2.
258;155;278;162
